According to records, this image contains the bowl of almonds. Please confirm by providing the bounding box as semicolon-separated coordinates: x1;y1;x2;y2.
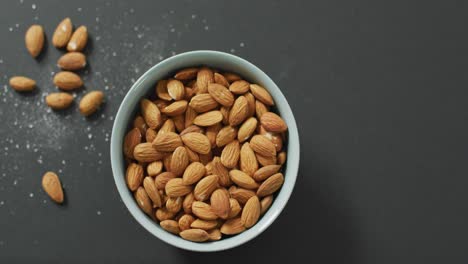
110;50;299;251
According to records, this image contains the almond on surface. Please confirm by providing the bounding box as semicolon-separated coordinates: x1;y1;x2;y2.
67;26;88;52
45;93;74;110
53;71;83;90
57;52;86;71
52;17;73;48
42;171;64;204
79;91;104;116
25;24;44;57
9;76;36;92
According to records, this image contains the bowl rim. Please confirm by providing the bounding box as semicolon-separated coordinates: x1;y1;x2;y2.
110;50;300;252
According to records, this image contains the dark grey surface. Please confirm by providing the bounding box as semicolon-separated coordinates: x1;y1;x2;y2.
1;0;468;263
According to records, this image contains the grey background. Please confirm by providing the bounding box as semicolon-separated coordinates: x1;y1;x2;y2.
1;0;468;263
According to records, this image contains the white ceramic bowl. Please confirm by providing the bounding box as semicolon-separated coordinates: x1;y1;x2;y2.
110;50;300;251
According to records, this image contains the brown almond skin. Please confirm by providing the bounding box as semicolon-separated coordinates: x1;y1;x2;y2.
174;67;198;80
241;196;261;228
25;25;44;57
79;91;104;116
42;171;64;204
53;71;83;90
9;76;36;92
45;93;74;110
57;52;86;71
180;229;210;242
257;173;284;197
260;112;288;132
52;18;73;48
67;26;88;52
123;128;142;159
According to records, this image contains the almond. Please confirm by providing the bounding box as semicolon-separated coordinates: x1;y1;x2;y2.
161;100;188;116
211;157;231;187
222;72;242;83
159;119;176;134
211;188;231;219
123;127;142;159
261;112;287;132
141;99;162;129
147;161;163;176
9;76;36;92
125;163;144;191
250;84;274;106
238;117;258;142
133;142;165;162
53;71;83;90
250;135;276;157
152;132;182;152
190;219;218;230
143;177;162;207
170;146;189;176
173;114;185;133
208;83;234;107
193;110;223;127
257;173;284;197
214;72;229;87
178;214;195;231
229;170;259;189
135;187;152;215
193;175;219;201
229;188;256;205
180;229;209;242
255;100;269;119
67;26;88;52
57;52;86;71
160;220;180;234
206;123;222;147
79;91;104;116
220;140;240;168
220;218;245;235
155;207;176;221
145;128;157;143
25;24;44;57
167;79;185;100
184;106;197;127
241;196;261;228
256;153;277;166
208;229;222;241
229;96;249;126
228;198;242;218
155;80;172;101
191;201;218;220
229;80;250;94
196;67;214;94
185;87;195;100
41;171;64;204
277;151;287;165
180;125;204;136
133;115;147;135
154;172;176;189
181;132;211;154
182;162;206;185
52;17;73;48
260;195;273;215
216;126;237;147
174;67;198;80
220;106;230;125
185;146;200;162
189;94;219;113
182;192;195;214
166;197;183;213
45;93;74;110
244;92;256;117
165;178;193;198
163;154;172;171
240;142;259;176
253;164;281;181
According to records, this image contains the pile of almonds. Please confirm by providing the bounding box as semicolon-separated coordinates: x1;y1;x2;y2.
9;17;104;117
124;67;288;242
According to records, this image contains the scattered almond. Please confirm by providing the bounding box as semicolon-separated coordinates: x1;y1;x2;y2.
45;93;74;110
9;76;36;92
25;25;44;57
53;71;83;90
41;171;64;204
57;52;86;71
52;18;73;48
79;91;104;116
67;26;88;52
